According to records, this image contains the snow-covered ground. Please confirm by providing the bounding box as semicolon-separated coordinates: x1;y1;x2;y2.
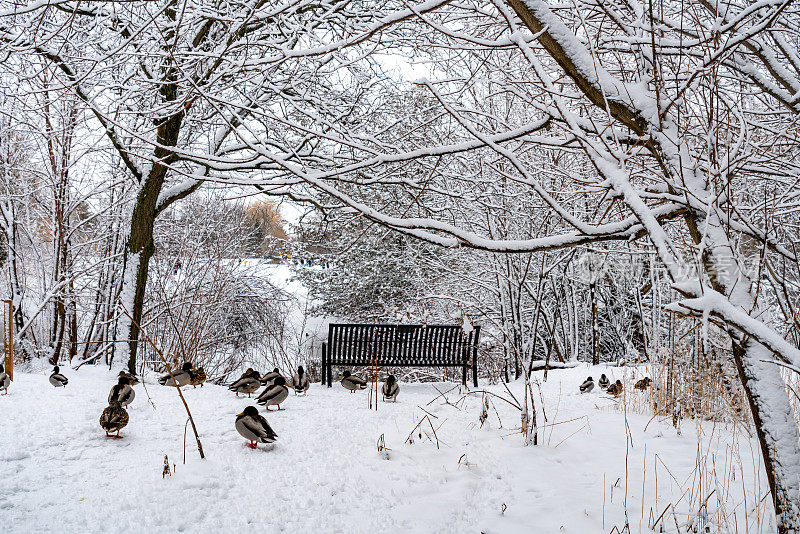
0;364;771;533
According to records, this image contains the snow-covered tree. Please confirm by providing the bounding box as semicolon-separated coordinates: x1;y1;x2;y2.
295;212;455;321
209;1;800;527
0;0;421;372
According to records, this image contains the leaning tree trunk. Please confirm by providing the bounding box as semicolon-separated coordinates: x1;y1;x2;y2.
113;111;204;373
730;338;800;531
115;109;185;373
117;219;157;374
691;214;800;532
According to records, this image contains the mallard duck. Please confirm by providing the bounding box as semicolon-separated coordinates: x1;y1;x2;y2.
291;366;310;395
237;368;256;381
49;366;69;387
100;400;129;437
607;380;624;396
341;370;367;393
634;377;652;391
229;370;261;397
256;376;289;411
598;374;610;390
108;376;135;407
0;363;10;395
382;375;399;402
118;370;140;386
579;376;595;393
235;406;277;449
260;368;283;387
158;362;193;387
191;367;206;388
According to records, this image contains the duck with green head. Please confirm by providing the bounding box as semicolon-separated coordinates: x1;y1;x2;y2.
109;376;135;407
382;375;399;402
291;366;309;395
256;376;289;411
229;369;261;397
340;370;367;393
118;370;140;386
260;368;283;387
49;366;68;387
235;406;277;449
158;362;194;387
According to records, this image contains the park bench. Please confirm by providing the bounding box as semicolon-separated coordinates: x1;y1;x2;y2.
321;323;480;387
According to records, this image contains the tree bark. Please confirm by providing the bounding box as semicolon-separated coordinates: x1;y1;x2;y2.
117;107;185;372
730;338;800;531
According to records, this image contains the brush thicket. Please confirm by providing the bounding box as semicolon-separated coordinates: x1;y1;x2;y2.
611;316;747;427
603;315;780;533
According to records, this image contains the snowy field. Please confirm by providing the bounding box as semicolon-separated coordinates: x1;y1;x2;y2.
0;364;771;533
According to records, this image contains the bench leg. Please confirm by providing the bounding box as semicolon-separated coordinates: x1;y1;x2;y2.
472;328;479;387
462;365;467;386
321;344;327;385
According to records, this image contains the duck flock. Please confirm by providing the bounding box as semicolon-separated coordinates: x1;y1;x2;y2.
578;373;651;396
0;361;402;450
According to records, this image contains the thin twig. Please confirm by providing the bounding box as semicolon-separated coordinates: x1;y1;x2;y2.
120;304;205;459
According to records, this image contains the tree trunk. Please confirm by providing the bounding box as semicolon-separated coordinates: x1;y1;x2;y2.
730;338;800;532
686;213;800;533
116;181;163;373
68;295;77;362
49;300;65;365
115;110;185;373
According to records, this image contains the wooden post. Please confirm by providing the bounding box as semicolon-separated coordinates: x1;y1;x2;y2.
3;300;12;381
372;350;378;411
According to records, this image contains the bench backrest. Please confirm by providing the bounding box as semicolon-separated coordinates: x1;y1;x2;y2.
325;323;479;367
